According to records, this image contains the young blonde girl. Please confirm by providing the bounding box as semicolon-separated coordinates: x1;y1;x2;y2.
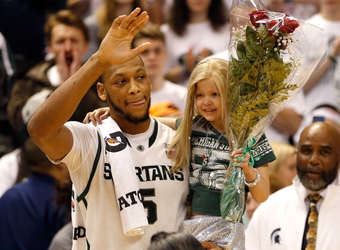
168;58;275;249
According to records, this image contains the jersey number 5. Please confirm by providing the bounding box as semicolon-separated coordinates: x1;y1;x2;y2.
140;189;157;224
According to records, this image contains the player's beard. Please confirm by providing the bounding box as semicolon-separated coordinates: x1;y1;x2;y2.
108;96;150;124
297;163;338;191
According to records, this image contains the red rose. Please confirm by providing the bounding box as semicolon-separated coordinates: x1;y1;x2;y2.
249;10;268;27
279;15;299;33
266;20;278;35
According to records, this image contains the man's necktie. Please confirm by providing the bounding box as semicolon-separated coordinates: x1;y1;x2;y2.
302;193;322;250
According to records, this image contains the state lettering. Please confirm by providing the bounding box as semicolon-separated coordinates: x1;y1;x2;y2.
118;190;143;211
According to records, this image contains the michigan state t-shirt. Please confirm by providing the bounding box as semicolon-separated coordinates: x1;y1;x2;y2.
189;116;276;216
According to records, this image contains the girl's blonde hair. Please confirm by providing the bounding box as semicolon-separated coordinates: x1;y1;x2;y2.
168;58;229;172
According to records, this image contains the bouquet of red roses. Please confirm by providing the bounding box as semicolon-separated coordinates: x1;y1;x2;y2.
221;0;327;222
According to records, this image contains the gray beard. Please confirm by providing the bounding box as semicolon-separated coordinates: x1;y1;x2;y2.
298;165;338;191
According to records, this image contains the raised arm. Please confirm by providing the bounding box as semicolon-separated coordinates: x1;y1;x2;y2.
28;8;151;161
303;36;340;94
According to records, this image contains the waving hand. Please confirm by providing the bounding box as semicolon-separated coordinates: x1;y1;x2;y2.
96;8;151;66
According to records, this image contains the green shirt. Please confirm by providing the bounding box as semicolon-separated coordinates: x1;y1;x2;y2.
189;116;276;216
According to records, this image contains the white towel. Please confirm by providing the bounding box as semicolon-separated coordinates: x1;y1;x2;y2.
97;117;148;236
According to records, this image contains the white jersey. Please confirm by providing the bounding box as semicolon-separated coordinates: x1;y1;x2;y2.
60;119;189;250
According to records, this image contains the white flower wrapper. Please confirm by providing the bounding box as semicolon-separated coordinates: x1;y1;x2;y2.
221;0;327;222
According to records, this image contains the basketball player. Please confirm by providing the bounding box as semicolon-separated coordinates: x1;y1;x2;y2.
28;9;189;250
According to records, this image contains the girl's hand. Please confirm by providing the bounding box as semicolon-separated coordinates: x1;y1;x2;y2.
231;148;258;185
231;149;270;202
83;107;110;125
230;148;252;171
200;241;223;250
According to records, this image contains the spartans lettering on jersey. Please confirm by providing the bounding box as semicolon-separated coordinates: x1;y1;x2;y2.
135;165;184;182
104;162;184;182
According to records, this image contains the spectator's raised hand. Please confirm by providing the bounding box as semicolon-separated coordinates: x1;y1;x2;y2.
183;47;197;73
198;48;213;62
57;46;83;83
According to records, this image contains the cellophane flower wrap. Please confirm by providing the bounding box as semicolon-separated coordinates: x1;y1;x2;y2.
221;0;327;222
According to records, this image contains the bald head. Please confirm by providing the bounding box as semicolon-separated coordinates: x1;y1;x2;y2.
299;122;340;152
296;122;340;191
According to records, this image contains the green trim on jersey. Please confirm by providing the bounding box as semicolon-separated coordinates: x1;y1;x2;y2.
149;119;158;147
86;239;90;250
125;118;159;149
77;132;102;206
